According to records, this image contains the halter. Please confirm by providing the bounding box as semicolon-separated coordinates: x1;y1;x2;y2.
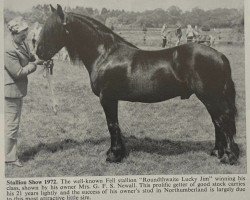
62;13;69;35
43;59;54;75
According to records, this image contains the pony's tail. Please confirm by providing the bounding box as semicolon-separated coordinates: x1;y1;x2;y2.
221;55;237;119
224;78;237;118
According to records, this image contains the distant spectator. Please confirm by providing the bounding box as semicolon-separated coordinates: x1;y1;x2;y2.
193;25;201;42
175;24;182;46
186;24;195;43
161;24;170;47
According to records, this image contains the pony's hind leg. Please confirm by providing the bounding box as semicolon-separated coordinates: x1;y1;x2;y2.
100;94;126;163
210;120;226;158
213;109;239;165
197;96;239;164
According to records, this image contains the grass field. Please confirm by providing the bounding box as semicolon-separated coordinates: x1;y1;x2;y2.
5;30;246;177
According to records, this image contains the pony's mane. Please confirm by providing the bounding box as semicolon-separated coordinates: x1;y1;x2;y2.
67;12;138;49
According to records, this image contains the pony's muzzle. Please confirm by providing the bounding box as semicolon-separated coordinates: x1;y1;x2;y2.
36;45;45;59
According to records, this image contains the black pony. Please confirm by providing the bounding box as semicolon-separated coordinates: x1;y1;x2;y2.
36;5;239;164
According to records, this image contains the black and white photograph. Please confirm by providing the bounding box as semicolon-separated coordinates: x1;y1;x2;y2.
2;0;247;180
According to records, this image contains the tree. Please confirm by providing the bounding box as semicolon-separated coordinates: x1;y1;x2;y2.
167;6;182;17
86;7;94;16
105;17;119;28
4;4;244;29
190;7;207;26
93;9;99;16
101;8;109;15
4;9;21;23
24;4;51;24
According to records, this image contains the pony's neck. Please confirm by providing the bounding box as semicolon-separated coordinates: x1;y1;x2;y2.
65;15;116;73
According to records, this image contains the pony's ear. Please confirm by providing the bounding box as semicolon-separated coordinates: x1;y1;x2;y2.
56;4;65;21
57;4;63;12
56;4;66;26
56;4;64;20
50;4;56;12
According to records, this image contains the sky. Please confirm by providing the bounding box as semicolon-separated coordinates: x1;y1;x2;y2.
4;0;244;12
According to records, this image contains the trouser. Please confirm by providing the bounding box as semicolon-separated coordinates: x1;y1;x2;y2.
162;38;167;47
5;97;23;162
187;36;193;43
176;37;181;46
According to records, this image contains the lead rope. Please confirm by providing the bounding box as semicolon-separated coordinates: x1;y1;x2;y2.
43;59;58;114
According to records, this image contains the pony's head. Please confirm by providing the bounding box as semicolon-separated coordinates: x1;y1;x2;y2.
36;4;68;60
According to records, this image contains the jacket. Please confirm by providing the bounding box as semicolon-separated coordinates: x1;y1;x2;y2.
4;36;36;98
186;28;194;37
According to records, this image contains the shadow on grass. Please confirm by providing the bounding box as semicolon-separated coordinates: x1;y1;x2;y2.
125;136;215;156
18;136;227;162
19;136;244;162
19;138;107;162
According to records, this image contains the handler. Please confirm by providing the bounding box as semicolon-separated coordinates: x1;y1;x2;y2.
175;24;182;46
5;17;44;167
161;24;170;48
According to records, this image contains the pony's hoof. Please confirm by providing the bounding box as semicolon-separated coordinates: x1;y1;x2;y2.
211;149;219;157
220;154;229;164
228;153;238;165
211;148;224;158
220;153;238;165
106;152;123;163
106;147;126;163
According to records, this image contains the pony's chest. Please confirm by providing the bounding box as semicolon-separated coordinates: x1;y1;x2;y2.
89;61;113;94
90;61;130;95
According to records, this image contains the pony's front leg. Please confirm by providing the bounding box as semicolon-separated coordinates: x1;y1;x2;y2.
100;95;126;162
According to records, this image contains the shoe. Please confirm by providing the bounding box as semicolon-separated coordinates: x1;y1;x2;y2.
6;159;23;167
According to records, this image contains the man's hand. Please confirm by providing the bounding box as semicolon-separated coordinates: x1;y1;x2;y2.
34;55;45;65
29;54;36;62
35;59;45;65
